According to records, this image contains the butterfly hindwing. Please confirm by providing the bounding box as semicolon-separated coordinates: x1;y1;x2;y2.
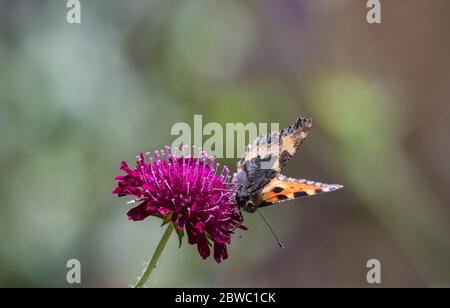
236;117;313;174
257;174;343;207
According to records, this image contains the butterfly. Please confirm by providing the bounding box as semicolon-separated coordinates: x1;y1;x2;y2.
233;117;343;213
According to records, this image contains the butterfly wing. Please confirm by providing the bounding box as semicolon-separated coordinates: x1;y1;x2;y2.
256;174;343;207
236;117;312;174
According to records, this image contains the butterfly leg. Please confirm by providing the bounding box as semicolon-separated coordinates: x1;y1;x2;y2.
231;204;245;232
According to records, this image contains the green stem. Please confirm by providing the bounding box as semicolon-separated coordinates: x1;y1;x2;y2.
134;223;175;288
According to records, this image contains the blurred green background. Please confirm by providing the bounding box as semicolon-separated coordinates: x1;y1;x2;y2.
1;0;450;287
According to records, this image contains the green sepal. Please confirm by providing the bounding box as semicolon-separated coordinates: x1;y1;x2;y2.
204;231;213;246
175;226;184;248
160;212;173;227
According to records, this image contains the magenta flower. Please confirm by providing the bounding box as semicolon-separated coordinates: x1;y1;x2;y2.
113;146;244;263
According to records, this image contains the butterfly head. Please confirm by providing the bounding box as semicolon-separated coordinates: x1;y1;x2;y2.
236;190;257;213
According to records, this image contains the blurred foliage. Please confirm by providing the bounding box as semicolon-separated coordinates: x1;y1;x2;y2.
1;0;450;287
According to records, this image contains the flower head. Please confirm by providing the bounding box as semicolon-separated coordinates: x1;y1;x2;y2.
113;146;244;262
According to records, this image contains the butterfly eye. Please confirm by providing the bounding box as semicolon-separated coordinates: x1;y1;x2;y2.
245;200;256;213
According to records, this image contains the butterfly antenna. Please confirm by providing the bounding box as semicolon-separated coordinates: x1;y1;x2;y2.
256;209;285;249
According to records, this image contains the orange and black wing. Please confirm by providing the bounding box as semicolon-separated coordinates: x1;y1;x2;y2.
236;117;313;173
256;174;343;207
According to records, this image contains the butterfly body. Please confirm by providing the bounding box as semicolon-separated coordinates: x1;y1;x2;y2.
234;117;343;213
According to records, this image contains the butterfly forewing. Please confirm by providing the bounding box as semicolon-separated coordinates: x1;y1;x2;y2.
236;117;313;174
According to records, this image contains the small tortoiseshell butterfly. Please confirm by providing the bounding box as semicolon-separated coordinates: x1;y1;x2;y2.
234;117;343;213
